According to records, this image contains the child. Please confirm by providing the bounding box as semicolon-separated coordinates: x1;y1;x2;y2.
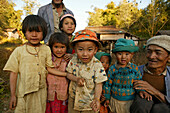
66;29;108;113
59;14;76;41
103;38;150;113
46;32;69;113
59;14;76;59
95;52;112;113
3;15;68;113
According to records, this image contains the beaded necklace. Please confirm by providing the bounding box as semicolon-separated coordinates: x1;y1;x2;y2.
25;43;41;57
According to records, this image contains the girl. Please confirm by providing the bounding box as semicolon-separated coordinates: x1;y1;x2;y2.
3;15;68;113
46;32;69;113
95;52;112;113
59;14;76;41
59;14;76;55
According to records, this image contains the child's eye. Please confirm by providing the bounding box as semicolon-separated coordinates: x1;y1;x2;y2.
78;49;83;51
61;46;66;49
88;49;92;51
54;46;58;48
126;53;129;55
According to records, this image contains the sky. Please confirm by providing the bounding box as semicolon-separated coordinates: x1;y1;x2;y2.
13;0;151;32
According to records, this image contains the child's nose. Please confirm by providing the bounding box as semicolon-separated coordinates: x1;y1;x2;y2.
32;31;37;36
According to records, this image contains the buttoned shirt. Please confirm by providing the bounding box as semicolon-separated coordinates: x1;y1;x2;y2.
66;55;107;111
52;4;65;32
3;44;54;97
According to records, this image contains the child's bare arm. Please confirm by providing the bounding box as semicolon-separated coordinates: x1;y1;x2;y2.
47;67;67;77
90;83;102;112
66;73;84;87
9;72;18;110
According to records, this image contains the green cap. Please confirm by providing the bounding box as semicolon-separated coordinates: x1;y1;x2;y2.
112;38;139;53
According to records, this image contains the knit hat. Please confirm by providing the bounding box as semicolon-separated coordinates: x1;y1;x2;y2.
70;29;102;48
95;52;112;64
112;38;139;53
146;35;170;52
59;14;76;30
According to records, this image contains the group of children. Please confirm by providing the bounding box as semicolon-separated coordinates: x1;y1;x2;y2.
4;14;151;113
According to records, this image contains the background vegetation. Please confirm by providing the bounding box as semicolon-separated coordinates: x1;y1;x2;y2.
0;0;169;112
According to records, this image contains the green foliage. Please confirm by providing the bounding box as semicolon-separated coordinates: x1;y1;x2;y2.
22;0;40;16
0;0;23;36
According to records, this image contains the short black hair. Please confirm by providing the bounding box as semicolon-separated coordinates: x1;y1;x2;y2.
59;16;76;31
48;32;69;53
22;15;47;41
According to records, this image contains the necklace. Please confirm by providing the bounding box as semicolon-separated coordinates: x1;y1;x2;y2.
26;43;41;57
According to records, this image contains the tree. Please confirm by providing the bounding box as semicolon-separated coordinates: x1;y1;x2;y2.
0;0;23;36
115;0;142;30
22;0;40;16
88;1;117;27
136;0;169;38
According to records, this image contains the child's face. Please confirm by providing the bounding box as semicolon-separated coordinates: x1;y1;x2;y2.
25;30;43;46
52;42;67;58
115;51;134;67
75;41;98;64
100;56;110;71
61;18;75;36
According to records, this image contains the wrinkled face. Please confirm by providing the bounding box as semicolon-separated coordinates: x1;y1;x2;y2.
146;45;169;69
115;51;134;67
100;56;110;71
52;42;67;58
52;0;63;4
25;30;43;46
61;18;75;37
75;41;98;64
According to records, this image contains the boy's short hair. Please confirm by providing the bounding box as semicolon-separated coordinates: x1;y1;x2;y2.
112;38;139;53
48;32;69;52
70;29;102;48
59;14;76;31
22;15;47;41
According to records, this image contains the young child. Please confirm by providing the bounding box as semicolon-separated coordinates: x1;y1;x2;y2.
66;29;108;113
59;14;76;58
103;38;150;113
3;15;68;113
46;32;70;113
59;14;76;41
95;52;112;113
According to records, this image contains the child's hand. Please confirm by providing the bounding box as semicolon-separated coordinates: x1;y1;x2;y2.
64;53;73;62
139;91;152;101
76;77;85;87
10;95;17;110
90;98;100;112
104;100;109;107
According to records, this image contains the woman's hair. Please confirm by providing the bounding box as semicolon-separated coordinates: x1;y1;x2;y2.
59;16;76;31
22;15;47;41
48;32;69;53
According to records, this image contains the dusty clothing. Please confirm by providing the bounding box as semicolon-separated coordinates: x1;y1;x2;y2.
3;44;54;113
47;57;68;101
109;97;133;113
15;87;47;113
66;55;107;111
130;65;170;113
68;96;95;113
142;72;166;95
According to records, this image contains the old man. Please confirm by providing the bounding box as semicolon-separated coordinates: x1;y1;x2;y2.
130;35;170;113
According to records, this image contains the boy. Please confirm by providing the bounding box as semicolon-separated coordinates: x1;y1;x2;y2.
103;38;150;113
66;29;108;113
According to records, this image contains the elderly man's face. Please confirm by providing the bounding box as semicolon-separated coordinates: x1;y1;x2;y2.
146;45;169;69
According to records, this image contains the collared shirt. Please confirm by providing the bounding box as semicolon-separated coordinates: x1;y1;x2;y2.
143;65;167;76
66;55;107;111
52;4;66;32
3;44;54;97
